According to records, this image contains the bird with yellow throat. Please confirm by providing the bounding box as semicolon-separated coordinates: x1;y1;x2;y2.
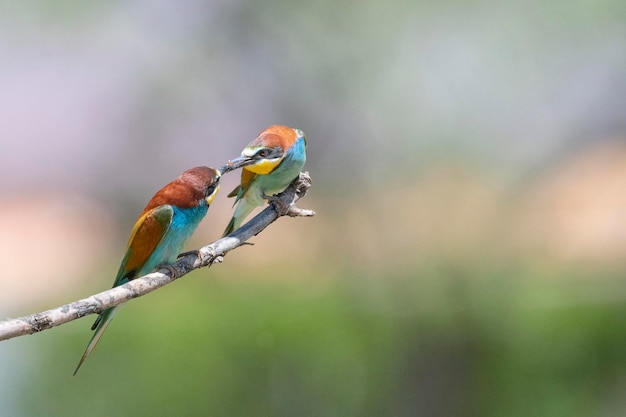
223;125;307;236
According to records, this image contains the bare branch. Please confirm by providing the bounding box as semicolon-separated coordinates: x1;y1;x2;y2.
0;172;314;341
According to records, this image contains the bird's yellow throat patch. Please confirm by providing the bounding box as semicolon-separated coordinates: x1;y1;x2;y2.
246;158;280;174
205;185;220;205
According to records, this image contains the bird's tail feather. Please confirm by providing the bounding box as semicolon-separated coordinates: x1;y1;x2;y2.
73;303;125;375
222;216;238;237
223;199;257;237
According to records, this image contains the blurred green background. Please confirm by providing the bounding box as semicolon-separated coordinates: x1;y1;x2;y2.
1;1;626;416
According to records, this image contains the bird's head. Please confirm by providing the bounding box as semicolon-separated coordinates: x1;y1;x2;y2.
183;166;221;205
145;166;221;212
223;125;306;175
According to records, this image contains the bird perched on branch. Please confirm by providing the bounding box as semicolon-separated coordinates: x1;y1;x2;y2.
74;166;222;375
223;125;307;236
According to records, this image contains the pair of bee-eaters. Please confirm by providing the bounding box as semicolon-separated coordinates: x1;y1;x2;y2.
73;125;307;374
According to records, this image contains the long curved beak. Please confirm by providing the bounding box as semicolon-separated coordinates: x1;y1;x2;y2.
219;155;256;174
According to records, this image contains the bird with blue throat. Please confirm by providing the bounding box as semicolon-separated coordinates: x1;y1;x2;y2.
73;165;233;375
223;125;307;236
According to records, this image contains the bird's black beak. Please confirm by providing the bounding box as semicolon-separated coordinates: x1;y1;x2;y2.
219;155;256;174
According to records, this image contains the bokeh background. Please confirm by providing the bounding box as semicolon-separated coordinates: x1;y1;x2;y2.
1;1;626;416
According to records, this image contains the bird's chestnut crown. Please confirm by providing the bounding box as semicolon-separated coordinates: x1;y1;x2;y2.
141;166;221;213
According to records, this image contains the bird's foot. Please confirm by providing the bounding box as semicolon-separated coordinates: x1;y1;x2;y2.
210;255;225;265
263;192;315;218
177;250;198;260
263;193;291;216
160;264;179;279
178;248;224;267
197;247;225;266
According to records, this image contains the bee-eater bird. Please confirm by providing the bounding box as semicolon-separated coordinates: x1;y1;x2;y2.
73;166;221;375
223;125;307;236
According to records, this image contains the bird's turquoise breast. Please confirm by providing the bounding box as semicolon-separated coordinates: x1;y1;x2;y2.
141;204;208;274
255;136;307;196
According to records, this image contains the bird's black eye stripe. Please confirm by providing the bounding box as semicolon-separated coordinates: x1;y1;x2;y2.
255;147;284;159
205;185;216;196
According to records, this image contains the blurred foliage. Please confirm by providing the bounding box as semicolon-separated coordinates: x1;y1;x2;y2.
13;259;626;417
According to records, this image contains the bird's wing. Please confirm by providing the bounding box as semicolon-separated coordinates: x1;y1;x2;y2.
113;204;174;286
227;168;257;200
226;185;240;198
74;204;174;375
